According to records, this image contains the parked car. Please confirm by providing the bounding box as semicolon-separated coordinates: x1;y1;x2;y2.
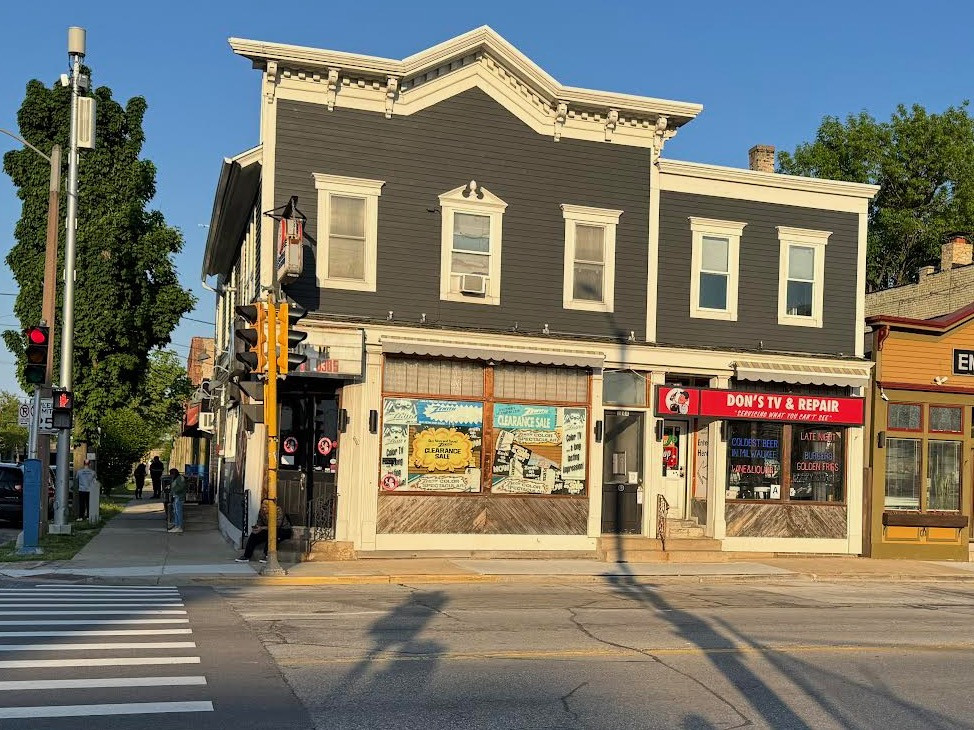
0;463;56;526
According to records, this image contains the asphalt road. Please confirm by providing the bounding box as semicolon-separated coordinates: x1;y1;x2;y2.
221;579;974;730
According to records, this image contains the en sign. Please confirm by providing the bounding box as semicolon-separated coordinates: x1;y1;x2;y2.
953;349;974;375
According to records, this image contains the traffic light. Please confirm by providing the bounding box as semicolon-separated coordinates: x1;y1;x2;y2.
276;302;308;376
235;303;268;375
51;389;74;430
23;326;50;386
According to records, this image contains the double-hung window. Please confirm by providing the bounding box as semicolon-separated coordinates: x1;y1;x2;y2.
439;181;507;305
561;205;622;312
689;218;745;320
313;174;385;292
776;226;831;328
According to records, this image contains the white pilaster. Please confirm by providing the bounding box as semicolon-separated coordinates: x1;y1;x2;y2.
587;369;605;537
645;371;665;537
711;375;729;540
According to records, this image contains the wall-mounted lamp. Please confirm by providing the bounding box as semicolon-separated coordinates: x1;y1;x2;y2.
880;387;889;402
387;311;394;321
877;431;886;449
934;376;949;386
369;409;379;434
594;420;603;443
338;409;349;433
543;323;550;335
420;313;427;324
654;420;663;442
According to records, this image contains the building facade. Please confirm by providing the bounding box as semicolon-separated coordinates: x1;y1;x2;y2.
203;27;878;556
864;234;974;560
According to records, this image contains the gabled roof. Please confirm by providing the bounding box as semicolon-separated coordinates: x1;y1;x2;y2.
866;300;974;334
229;26;702;129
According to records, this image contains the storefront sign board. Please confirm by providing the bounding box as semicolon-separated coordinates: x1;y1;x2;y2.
953;349;974;375
655;386;864;426
290;329;365;379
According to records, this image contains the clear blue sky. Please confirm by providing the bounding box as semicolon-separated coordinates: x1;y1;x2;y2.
0;0;968;396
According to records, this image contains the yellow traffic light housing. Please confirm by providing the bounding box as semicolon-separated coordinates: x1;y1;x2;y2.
235;303;268;374
276;301;308;376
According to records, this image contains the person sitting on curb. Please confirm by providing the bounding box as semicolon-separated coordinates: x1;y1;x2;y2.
235;502;293;563
167;468;186;534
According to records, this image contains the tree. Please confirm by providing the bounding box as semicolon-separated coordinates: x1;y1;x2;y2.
134;349;193;445
0;392;28;461
97;407;153;491
778;103;974;290
2;75;196;438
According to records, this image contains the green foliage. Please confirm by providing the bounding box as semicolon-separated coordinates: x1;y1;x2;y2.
134;349;193;445
97;407;154;490
0;392;28;461
778;103;974;290
2;74;196;438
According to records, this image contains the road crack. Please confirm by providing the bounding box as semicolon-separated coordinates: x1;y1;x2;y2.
567;607;753;729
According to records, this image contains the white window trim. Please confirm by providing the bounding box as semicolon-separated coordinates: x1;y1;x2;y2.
313;173;385;292
776;226;832;328
561;204;622;313
439;182;508;305
688;217;745;321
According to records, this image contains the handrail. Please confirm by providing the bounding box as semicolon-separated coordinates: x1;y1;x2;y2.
656;494;669;551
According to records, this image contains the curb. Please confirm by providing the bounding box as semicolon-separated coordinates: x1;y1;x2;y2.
10;570;972;588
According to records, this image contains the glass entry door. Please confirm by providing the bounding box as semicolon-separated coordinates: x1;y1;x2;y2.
601;410;644;534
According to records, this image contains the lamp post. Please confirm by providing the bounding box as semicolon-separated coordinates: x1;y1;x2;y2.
53;27;87;534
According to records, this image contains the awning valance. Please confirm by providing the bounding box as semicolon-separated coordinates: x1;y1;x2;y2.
382;338;604;369
735;359;871;388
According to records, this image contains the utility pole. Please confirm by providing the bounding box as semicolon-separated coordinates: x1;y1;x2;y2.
261;292;285;576
53;27;86;535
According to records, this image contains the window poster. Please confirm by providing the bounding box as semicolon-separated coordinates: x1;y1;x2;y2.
380;398;483;493
491;404;587;495
790;426;844;501
726;422;782;500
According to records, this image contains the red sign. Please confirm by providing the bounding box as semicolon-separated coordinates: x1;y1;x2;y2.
655;386;864;426
317;437;334;456
282;436;299;455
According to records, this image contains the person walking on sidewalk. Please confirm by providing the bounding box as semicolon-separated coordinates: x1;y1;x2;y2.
133;462;146;499
235;502;293;563
167;468;186;534
149;456;164;499
76;461;97;521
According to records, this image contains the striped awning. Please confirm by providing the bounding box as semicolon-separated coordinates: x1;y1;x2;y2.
382;338;604;369
735;359;871;388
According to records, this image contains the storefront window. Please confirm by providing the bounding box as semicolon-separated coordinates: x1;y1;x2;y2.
884;438;921;510
379;398;484;493
603;370;646;406
726;422;783;500
790;426;844;502
491;404;587;495
888;403;922;431
930;406;962;434
927;440;962;511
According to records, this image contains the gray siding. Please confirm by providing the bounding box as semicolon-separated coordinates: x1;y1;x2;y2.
657;191;860;355
275;88;650;340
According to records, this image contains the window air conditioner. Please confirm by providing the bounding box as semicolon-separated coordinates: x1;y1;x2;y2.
460;273;488;296
199;412;216;434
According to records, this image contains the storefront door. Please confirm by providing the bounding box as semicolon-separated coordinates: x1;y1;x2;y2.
279;384;341;535
601;410;644;534
662;420;688;518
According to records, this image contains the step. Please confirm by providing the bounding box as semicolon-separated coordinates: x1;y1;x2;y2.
278;539;357;562
356;549;597;560
606;550;732;563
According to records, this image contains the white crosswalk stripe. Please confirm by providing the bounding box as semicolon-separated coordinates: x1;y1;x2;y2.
0;585;213;722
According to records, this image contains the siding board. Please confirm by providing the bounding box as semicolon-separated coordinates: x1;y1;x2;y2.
275;88;650;340
658;191;859;355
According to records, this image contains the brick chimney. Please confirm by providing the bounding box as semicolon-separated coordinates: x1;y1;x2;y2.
941;232;973;271
748;144;775;173
919;265;936;278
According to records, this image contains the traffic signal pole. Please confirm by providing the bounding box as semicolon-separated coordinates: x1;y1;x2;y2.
54;29;85;534
262;292;285;576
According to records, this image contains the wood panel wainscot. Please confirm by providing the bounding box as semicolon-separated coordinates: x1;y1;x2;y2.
725;502;847;539
376;495;589;535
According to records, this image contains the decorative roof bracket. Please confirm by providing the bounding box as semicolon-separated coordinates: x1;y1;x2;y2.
326;68;340;111
651;115;677;163
604;109;619;141
264;60;278;104
553;102;568;142
385;76;399;118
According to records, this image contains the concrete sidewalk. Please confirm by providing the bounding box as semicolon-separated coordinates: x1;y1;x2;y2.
2;499;974;585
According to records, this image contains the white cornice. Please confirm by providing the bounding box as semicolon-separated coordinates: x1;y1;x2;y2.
229;26;703;125
660;159;879;200
230;144;262;167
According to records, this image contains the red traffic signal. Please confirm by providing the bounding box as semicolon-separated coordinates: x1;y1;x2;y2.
23;326;50;386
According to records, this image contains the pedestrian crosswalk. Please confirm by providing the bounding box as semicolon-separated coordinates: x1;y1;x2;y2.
0;584;213;722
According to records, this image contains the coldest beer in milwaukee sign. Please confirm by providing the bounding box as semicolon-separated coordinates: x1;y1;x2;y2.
655;386;864;426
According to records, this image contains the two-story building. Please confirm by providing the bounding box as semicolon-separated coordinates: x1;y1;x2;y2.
203;27;878;558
